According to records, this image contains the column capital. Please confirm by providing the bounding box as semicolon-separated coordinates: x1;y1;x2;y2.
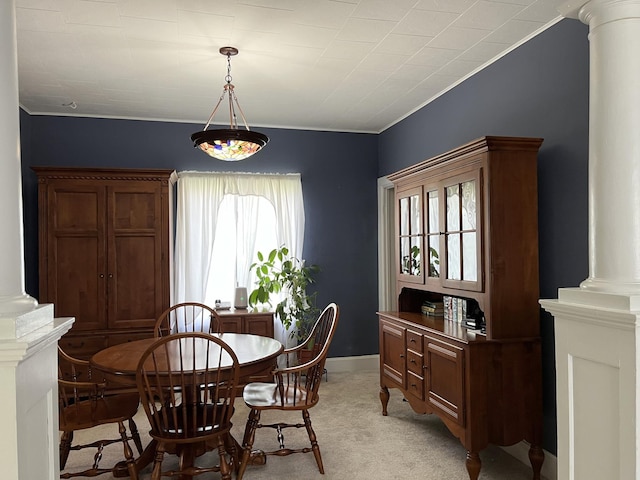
558;0;640;24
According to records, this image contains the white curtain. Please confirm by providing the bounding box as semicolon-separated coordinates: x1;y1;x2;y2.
174;171;305;343
236;195;260;290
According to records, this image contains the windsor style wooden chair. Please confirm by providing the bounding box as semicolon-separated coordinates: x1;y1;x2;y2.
237;303;339;480
135;333;241;479
58;347;143;479
153;302;222;337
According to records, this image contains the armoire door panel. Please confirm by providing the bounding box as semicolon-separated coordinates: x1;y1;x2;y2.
52;190;101;230
106;183;165;330
45;184;107;330
109;235;162;329
49;236;105;330
111;189;159;230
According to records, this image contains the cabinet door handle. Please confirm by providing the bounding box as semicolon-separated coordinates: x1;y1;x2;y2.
409;338;416;343
410;359;416;364
99;274;104;278
399;354;404;358
108;274;113;278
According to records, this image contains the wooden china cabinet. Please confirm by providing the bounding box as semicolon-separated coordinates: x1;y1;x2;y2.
34;167;176;363
378;137;544;480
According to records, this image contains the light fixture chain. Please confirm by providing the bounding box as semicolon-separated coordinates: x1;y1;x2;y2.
231;90;252;131
202;88;226;131
227;85;237;129
226;52;233;84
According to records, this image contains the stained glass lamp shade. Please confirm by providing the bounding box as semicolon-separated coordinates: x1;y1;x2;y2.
191;128;268;161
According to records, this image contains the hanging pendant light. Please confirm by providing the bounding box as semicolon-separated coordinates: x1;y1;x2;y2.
191;47;269;161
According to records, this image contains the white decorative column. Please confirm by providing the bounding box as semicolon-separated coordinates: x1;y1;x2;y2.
540;1;640;479
0;1;74;479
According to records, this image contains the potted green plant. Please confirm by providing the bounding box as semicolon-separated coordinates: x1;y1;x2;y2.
248;246;320;344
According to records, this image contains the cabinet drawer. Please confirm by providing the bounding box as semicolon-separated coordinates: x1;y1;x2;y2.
407;371;424;400
406;330;423;353
406;349;424;375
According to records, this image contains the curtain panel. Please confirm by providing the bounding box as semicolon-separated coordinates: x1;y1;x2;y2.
174;171;305;309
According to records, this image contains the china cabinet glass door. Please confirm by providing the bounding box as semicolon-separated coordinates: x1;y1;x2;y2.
424;186;441;287
442;170;483;292
397;186;424;284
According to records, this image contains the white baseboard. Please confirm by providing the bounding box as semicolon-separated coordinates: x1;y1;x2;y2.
326;354;557;480
325;353;379;372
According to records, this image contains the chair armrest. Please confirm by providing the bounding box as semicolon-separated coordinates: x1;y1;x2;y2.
273;352;325;377
282;343;306;355
280;343;306;368
58;379;108;390
58;346;90;367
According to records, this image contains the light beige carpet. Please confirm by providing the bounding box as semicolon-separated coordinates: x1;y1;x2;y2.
61;370;546;479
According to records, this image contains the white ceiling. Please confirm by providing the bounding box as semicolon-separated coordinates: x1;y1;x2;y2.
15;0;563;134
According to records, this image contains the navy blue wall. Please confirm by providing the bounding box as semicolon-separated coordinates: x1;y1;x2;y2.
379;19;590;454
19;114;380;359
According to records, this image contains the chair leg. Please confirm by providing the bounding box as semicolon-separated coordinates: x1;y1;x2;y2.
224;432;240;473
60;431;73;469
118;421;139;480
237;408;261;480
151;443;165;480
129;417;143;454
217;437;233;480
302;409;324;474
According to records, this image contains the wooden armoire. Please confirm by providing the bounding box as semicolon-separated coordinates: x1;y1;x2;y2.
33;167;176;361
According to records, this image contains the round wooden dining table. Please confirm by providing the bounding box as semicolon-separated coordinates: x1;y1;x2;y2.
90;333;284;478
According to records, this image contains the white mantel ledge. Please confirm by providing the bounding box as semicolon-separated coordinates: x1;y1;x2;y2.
0;316;73;366
540;287;640;332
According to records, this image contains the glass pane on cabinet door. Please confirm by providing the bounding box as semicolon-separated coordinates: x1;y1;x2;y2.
429;235;440;277
461;181;476;230
400;197;409;235
427;190;438;233
410;237;421;275
447;185;460;231
400;237;421;276
426;190;440;278
400;237;411;274
462;232;477;281
410;195;421;235
447;234;461;280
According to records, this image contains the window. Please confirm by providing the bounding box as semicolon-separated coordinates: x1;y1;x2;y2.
206;194;277;305
173;171;305;341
